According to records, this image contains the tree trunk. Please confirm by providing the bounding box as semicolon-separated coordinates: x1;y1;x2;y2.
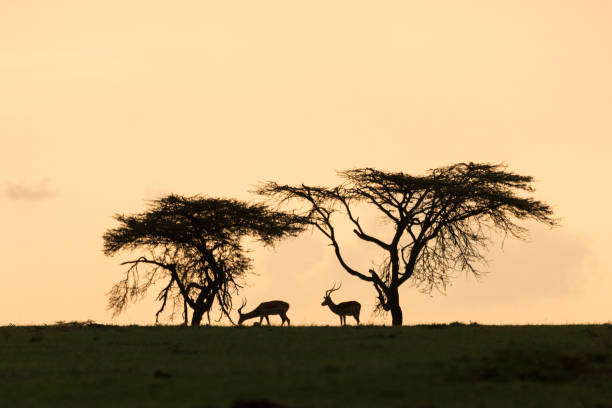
388;287;403;326
190;289;213;326
390;306;403;326
191;306;205;326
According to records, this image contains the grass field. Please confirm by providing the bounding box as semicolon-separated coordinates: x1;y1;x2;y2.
1;323;612;407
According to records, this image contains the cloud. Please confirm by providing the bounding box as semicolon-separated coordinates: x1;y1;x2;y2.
4;179;57;201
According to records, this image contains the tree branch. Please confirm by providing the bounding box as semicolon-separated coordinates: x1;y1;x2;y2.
121;257;196;308
155;277;175;324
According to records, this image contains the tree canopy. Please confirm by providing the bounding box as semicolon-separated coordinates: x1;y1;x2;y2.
257;162;557;325
102;194;306;326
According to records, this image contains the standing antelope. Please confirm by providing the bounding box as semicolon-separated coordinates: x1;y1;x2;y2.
237;299;291;326
321;283;361;326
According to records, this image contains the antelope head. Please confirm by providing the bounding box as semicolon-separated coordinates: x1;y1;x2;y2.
237;298;247;325
321;282;341;306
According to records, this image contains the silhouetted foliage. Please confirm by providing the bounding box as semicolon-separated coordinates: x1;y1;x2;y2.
103;194;306;326
257;162;557;326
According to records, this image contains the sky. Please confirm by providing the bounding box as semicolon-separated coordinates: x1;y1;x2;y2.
1;1;610;326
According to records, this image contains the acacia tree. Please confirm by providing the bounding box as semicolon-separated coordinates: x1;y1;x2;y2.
257;163;557;326
103;194;305;326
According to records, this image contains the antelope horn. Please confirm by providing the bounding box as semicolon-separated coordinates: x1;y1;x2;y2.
238;297;247;314
325;282;342;297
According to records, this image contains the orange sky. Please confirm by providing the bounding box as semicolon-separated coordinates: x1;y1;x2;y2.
1;1;610;325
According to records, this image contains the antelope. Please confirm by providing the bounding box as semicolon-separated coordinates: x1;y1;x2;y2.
237;299;291;326
321;283;361;326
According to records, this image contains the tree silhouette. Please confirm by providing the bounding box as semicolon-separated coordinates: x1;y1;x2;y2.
257;163;557;326
103;194;305;326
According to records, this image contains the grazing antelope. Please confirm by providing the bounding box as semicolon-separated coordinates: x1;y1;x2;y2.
321;283;361;326
237;299;291;326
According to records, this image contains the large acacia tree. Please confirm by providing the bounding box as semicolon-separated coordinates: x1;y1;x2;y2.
103;194;305;326
258;162;557;326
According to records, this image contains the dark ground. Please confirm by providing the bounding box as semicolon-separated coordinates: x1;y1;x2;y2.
1;323;611;407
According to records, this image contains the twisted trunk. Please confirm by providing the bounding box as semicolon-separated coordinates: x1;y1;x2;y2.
189;287;216;326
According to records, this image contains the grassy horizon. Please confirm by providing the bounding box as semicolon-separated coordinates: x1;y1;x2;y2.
1;323;612;407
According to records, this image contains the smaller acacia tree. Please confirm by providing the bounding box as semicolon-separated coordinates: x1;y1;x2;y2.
103;194;305;326
257;162;557;326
